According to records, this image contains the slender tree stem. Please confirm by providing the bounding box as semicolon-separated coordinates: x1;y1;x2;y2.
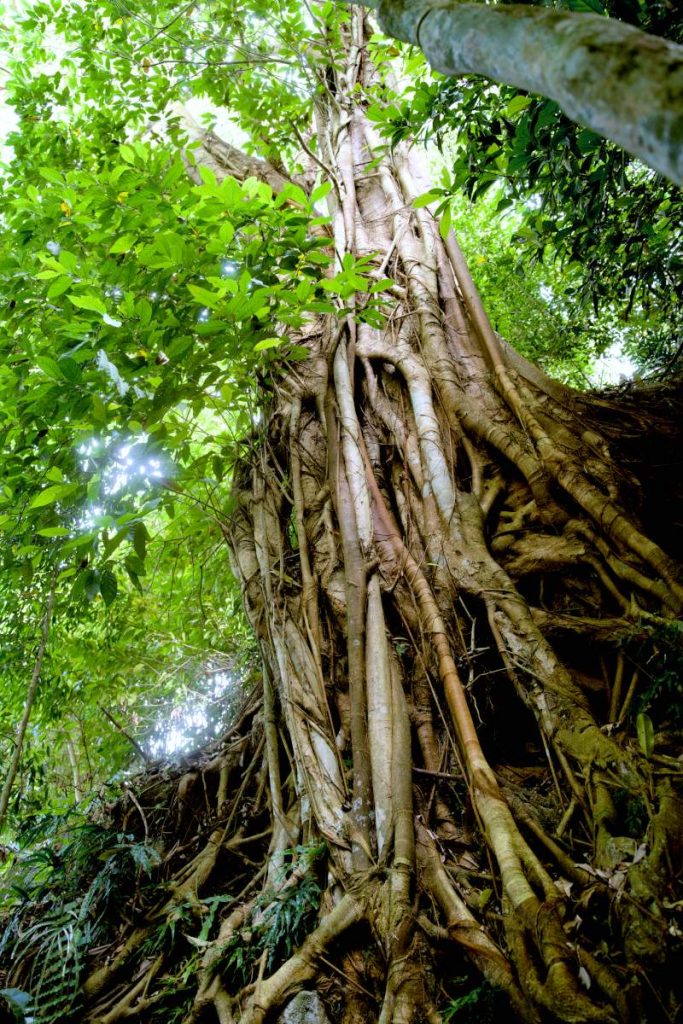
99;704;151;764
0;570;57;834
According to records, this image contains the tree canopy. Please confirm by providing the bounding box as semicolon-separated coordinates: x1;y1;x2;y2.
0;1;681;1022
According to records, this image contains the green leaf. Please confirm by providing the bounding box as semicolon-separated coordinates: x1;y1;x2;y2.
366;103;385;123
505;95;532;118
29;483;80;509
84;568;101;601
369;278;395;293
636;712;655;757
187;284;223;310
439;205;452;240
278;182;308;207
59;249;78;272
38;167;63;184
567;0;605;11
36;526;70;537
133;141;149;163
125;554;147;577
132;521;147;561
413;191;440;208
101;527;128;560
69;294;107;315
199;165;218;188
100;567;118;606
125;566;144;594
58;357;83;383
311;181;332;204
35;356;62;380
254;336;282;351
109;233;137;254
62;531;96;553
155;231;185;264
91;394;108;425
136;297;152;326
119;144;136;164
219;221;235;244
47;276;72;299
287;345;310;361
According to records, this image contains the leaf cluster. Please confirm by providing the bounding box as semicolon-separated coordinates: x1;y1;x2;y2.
213;843;325;987
621;623;683;729
0;808;162;1022
442;976;506;1023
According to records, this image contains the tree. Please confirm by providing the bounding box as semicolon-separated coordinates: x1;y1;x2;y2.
0;2;681;1023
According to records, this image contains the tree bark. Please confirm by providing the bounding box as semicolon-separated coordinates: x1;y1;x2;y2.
367;0;683;184
219;13;682;1022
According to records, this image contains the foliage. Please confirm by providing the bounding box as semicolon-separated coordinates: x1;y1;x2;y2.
0;0;375;622
367;0;683;375
622;623;683;729
214;844;325;987
0;1;680;1022
416;84;681;373
442;977;506;1022
438;192;597;384
0;508;255;829
0;0;397;821
0;808;162;1022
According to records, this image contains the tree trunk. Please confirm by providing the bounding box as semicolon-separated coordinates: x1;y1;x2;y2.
221;14;682;1022
9;13;681;1024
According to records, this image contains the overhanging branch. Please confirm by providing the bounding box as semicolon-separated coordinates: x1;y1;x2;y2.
348;0;683;185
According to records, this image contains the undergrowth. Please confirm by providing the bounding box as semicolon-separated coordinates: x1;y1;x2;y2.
0;810;325;1024
624;622;683;728
442;977;507;1023
0;809;161;1023
212;843;325;988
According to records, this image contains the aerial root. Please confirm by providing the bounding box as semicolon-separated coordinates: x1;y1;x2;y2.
506;908;619;1024
416;822;541;1022
481;795;623;1022
364;448;627;1022
239;891;366;1024
575;947;635;1024
83;926;155;1004
376;932;435;1024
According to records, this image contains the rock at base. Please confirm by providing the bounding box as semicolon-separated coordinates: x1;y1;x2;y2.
277;990;331;1024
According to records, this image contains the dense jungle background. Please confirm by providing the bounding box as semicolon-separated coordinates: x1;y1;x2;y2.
0;0;682;1022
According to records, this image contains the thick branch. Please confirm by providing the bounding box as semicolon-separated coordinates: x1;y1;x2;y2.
240;892;366;1024
372;0;683;185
